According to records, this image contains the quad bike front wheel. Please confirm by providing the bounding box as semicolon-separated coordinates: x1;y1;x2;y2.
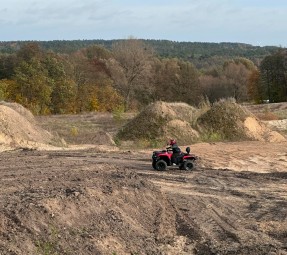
155;160;167;171
182;160;194;171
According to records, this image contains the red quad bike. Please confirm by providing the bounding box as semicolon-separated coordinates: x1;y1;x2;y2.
152;147;198;171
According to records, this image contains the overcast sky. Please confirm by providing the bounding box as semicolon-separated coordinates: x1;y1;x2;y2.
1;0;286;46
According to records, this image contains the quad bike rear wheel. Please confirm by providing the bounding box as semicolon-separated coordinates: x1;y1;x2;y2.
182;160;194;171
155;160;167;171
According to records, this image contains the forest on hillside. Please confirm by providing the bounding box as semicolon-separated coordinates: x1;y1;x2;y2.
0;39;280;67
0;39;286;115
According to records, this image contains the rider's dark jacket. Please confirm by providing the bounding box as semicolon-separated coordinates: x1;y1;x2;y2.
167;143;181;153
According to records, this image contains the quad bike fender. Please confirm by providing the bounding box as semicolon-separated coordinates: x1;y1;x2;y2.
183;155;196;161
156;156;171;166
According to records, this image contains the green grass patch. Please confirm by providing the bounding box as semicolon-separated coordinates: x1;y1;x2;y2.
200;132;223;142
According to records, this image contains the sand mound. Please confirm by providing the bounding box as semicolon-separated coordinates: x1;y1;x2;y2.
164;119;200;142
166;102;197;121
117;101;199;144
117;100;285;145
244;117;286;142
90;130;116;146
197;99;286;142
197;99;250;140
0;101;35;123
0;104;64;150
263;119;287;131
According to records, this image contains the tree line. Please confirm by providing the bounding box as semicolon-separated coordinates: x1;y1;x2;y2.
0;40;286;115
0;40;279;61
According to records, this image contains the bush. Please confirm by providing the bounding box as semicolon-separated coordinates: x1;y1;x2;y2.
112;105;125;123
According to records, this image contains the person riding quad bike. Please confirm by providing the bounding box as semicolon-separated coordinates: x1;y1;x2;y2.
152;139;198;171
167;139;181;164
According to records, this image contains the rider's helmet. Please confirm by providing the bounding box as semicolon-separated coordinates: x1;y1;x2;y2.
169;139;176;145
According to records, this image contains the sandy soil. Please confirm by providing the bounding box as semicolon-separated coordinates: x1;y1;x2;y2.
0;104;287;254
0;140;286;255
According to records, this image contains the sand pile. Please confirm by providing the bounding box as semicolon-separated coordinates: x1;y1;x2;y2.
0;103;65;150
90;130;116;146
197;99;286;142
117;101;199;144
118;100;286;145
0;101;35;123
263;119;287;131
244;117;286;142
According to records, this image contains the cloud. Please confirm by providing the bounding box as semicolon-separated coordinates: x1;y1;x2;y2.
0;0;287;45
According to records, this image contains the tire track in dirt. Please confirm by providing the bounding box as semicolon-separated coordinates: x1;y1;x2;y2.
129;157;287;254
44;149;287;253
1;147;286;254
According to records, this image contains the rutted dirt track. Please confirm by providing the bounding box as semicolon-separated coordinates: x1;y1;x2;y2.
1;141;287;254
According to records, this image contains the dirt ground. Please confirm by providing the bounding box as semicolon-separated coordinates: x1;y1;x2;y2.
0;109;287;254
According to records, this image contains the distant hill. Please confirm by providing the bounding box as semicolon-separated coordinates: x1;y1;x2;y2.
0;39;282;68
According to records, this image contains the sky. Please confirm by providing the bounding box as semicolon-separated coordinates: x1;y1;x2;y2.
1;0;287;47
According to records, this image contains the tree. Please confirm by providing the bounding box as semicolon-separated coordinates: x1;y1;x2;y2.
44;53;77;114
0;54;17;79
69;46;116;112
17;43;43;63
199;58;256;103
200;75;230;103
176;60;201;104
0;79;15;100
83;45;113;60
50;79;77;114
12;59;52;114
109;39;154;111
9;44;79;114
222;59;255;102
260;50;287;102
75;80;123;112
247;69;261;103
151;58;178;102
152;58;201;105
5;43;54;114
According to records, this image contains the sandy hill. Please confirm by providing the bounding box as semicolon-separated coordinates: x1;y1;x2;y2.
117;100;286;144
197;99;286;142
117;101;200;145
0;102;65;151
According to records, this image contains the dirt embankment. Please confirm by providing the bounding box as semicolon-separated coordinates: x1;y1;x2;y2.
0;102;65;151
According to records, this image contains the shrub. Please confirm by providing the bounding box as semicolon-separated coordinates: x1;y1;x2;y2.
70;126;79;136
